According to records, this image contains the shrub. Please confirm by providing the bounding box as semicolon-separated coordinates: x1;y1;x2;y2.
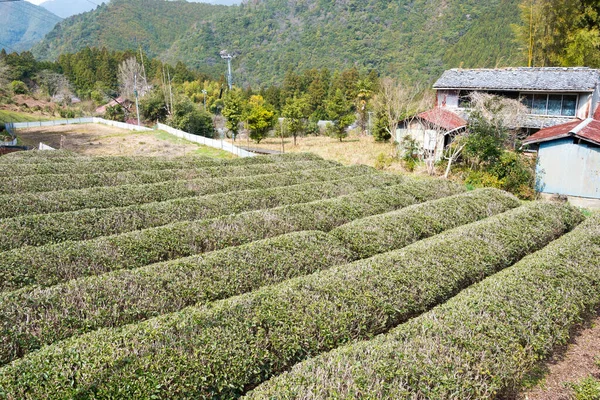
4;152;324;176
0;203;582;399
330;188;521;258
0;231;356;366
0;178;463;292
0;172;400;250
9;80;28;95
0;160;345;216
0;159;336;195
248;212;599;400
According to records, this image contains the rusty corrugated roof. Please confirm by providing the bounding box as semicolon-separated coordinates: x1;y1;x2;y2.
524;106;600;146
416;108;467;131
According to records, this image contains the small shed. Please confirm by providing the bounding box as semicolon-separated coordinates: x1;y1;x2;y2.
396;108;467;160
524;107;600;201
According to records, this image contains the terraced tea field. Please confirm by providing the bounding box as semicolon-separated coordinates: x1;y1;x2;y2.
0;150;597;399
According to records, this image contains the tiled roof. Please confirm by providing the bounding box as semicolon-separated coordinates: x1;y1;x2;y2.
416;108;467;131
524;107;600;146
434;67;600;92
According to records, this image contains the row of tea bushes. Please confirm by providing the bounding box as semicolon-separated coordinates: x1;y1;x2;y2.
0;163;363;220
5;152;323;176
0;189;516;365
0;179;463;292
248;213;600;399
0;231;355;365
0;172;399;250
0;159;338;196
0;203;582;399
330;188;520;258
0;149;83;163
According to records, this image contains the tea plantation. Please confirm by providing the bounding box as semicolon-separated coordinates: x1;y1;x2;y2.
0;150;596;399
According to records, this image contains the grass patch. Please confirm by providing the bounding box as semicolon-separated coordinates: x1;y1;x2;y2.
154;131;235;159
0;110;55;124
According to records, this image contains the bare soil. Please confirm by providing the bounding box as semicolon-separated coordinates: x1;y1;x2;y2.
228;133;412;172
17;124;229;157
518;313;600;400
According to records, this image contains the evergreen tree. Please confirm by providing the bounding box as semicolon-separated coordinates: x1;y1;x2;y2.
325;88;354;142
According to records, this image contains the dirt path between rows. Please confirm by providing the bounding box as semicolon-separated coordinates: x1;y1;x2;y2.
519;313;600;400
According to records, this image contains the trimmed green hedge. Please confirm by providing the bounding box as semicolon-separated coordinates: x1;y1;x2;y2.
4;152;324;176
0;159;337;196
0;202;581;399
0;178;462;292
0;162;356;219
0;172;398;250
331;188;521;258
0;149;82;163
0;231;356;366
248;213;600;399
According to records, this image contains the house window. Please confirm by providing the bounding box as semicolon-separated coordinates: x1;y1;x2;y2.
520;94;578;117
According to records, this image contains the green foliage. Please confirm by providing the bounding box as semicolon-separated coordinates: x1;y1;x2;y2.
0;168;388;251
104;104;125;122
326;88;354;142
515;0;600;67
0;159;328;195
9;80;28;95
169;97;215;138
0;231;356;365
330;188;520;259
222;88;245;139
30;0;522;85
463;111;506;167
400;136;421;172
246;203;586;399
139;89;169;122
0;202;580;399
373;109;391;142
569;377;600;400
246;95;276;143
0;178;463;292
0;160;338;216
282;96;310;145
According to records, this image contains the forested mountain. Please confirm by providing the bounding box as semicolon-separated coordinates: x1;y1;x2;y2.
32;0;523;85
0;1;61;52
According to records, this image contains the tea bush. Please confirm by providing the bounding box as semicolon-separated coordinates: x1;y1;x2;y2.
248;213;599;400
0;172;398;249
0;203;581;399
0;179;462;291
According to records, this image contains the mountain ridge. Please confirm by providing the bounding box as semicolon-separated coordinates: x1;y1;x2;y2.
0;2;61;52
32;0;524;85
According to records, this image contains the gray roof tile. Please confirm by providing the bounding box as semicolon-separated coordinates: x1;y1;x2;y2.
433;67;600;92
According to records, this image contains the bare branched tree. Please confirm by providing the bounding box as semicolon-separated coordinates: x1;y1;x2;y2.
373;78;422;142
118;57;143;101
36;70;72;100
468;92;528;148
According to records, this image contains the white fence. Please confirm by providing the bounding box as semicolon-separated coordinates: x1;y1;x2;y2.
8;118;152;132
5;118;254;157
157;123;256;158
38;142;56;151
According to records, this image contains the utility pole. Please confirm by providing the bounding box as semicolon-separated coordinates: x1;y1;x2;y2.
134;72;141;126
220;51;233;90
